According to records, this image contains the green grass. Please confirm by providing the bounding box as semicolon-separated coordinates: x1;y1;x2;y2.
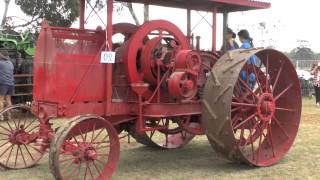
1;98;320;179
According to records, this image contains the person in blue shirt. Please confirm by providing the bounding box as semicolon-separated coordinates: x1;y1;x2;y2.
238;30;256;90
0;51;14;120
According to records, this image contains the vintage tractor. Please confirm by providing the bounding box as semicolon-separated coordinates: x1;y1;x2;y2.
0;0;301;179
0;29;34;104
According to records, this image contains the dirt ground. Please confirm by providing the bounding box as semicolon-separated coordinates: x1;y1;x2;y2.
0;98;319;180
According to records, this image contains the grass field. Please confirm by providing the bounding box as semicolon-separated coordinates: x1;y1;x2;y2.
0;98;320;180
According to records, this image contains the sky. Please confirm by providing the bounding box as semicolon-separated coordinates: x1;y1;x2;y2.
0;0;319;52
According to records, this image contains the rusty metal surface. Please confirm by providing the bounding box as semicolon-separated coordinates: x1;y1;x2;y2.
202;49;301;166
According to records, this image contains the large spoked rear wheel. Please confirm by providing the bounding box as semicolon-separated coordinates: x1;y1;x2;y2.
49;115;120;180
0;105;45;169
202;49;301;166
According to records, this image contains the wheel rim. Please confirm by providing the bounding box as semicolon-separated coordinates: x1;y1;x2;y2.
130;117;194;149
202;49;301;166
50;115;120;180
0;105;45;169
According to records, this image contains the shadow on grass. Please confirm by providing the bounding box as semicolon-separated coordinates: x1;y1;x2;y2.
116;141;258;175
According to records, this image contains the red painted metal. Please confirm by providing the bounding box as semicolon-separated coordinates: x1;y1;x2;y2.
168;71;198;100
0;0;302;179
106;0;113;115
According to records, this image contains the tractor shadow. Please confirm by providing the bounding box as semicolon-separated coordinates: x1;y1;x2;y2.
114;139;283;178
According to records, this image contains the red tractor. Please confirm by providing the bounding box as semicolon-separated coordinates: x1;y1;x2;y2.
0;0;301;179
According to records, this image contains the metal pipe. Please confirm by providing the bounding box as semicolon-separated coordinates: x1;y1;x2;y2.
212;7;217;53
187;9;191;46
222;12;228;52
196;36;201;51
106;0;113;115
80;0;85;29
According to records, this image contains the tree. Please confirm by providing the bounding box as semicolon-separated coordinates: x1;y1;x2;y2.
5;0;145;30
13;0;80;28
1;0;11;28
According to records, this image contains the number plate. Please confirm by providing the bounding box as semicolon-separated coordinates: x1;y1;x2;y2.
101;51;116;64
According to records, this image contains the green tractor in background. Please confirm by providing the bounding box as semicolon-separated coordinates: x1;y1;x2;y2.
0;29;34;104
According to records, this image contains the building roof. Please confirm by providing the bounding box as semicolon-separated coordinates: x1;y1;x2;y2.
115;0;271;12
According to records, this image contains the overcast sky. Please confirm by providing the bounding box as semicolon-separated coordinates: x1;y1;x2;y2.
0;0;318;52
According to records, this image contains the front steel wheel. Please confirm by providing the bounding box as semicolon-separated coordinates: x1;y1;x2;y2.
49;115;120;179
0;105;45;169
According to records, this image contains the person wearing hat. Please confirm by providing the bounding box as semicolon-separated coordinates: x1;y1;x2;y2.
311;62;320;106
221;28;239;53
238;29;256;90
0;50;14;120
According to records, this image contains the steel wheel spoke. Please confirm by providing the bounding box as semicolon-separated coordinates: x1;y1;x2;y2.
61;160;75;175
238;78;258;98
0;124;11;133
272;60;284;93
231;115;241;127
27;144;43;154
265;54;269;92
78;127;86;142
0;144;14;158
84;164;89;180
59;156;76;164
0;140;10;148
23;119;37;131
233;113;257;130
26;125;38;133
274;83;294;101
91;123;96;143
12;119;18;129
256;122;266;164
23;145;35;161
5;120;13;131
243;120;261;146
267;124;275;157
73;137;81;147
19;145;27;167
92;161;104;179
276;107;295;112
252;65;263;94
75;163;81;180
231;106;241;112
249;128;255;160
92;128;104;142
14;145;19;167
87;162;95;179
272;116;290;139
0;132;9;136
65;163;80;180
232;102;257;108
5;145;14;166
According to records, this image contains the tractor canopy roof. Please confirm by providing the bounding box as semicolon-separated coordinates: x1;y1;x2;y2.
115;0;271;12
